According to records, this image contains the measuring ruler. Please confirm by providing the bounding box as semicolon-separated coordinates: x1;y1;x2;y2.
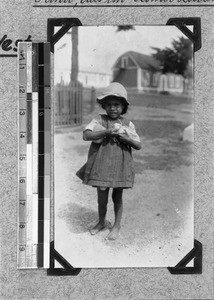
18;42;50;269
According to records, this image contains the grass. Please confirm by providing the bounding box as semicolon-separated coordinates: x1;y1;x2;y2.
134;140;193;172
133;119;187;140
128;92;193;108
128;93;194;172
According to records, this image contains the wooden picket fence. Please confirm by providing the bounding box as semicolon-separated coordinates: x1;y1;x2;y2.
54;81;83;127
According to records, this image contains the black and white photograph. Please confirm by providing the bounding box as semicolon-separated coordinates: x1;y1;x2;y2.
54;25;194;268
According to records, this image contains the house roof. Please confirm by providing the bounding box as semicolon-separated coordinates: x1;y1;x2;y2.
113;51;161;71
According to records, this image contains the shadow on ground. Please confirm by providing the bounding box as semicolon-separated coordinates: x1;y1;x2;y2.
57;202;98;234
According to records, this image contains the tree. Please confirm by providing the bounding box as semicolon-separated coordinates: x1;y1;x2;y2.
66;27;79;83
152;37;193;77
70;26;79;82
116;25;135;32
69;25;134;83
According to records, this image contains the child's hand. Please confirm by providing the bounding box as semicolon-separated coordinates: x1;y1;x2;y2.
118;134;130;144
106;128;119;137
118;134;142;150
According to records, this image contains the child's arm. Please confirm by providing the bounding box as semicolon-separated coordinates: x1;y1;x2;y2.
118;121;141;150
118;135;141;150
83;128;119;141
83;115;119;142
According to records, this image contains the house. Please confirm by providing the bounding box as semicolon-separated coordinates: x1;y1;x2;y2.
54;69;111;88
112;51;189;95
78;70;112;88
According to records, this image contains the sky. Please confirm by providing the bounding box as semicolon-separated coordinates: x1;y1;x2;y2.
54;25;187;84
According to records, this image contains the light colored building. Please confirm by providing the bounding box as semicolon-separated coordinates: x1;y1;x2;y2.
54;69;111;88
112;51;192;95
78;70;112;88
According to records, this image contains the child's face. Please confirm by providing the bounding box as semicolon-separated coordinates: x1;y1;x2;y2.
104;97;124;119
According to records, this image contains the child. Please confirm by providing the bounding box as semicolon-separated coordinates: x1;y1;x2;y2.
76;82;141;240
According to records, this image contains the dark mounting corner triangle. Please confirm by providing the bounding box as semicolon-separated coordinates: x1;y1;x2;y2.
166;17;201;52
168;239;202;274
47;241;81;276
47;18;82;53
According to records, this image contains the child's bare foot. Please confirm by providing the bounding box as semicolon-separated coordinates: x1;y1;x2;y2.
89;221;111;235
105;226;120;240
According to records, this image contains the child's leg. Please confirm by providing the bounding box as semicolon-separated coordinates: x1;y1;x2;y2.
90;187;110;235
106;188;123;240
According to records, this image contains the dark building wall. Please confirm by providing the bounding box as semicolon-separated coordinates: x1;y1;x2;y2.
113;68;137;87
127;57;136;67
114;56;136;68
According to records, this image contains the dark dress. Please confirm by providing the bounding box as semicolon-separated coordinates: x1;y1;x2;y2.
76;115;135;189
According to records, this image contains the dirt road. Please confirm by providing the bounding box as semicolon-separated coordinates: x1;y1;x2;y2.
54;96;194;268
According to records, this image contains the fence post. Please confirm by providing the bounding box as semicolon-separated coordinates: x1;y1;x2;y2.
91;86;96;113
79;82;83;124
54;80;83;127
